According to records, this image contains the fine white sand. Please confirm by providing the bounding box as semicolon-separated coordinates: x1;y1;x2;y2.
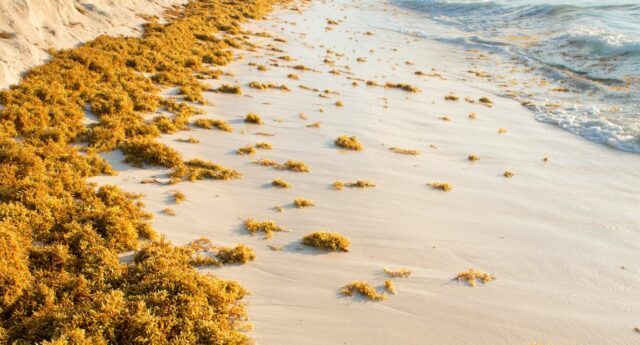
92;0;640;344
0;0;186;89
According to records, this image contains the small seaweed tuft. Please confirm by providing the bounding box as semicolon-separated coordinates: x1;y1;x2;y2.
444;94;459;101
193;118;233;132
272;178;291;188
468;154;480;161
385;82;421;93
503;170;515;178
302;231;350;252
384;267;412;278
428;182;452;192
245;112;264;124
255;142;272;149
173;190;186;204
244;218;286;239
216;84;243;94
340;281;386;301
237;144;257;155
384;279;396;294
293;197;315;208
390;147;420;155
335;135;363;151
455;268;494;287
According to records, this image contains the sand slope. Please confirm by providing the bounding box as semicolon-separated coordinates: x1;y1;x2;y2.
0;0;185;88
92;0;640;344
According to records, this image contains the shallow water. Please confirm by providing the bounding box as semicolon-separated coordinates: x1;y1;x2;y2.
390;0;640;153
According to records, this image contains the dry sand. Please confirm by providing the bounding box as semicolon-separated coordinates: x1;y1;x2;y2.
0;0;186;88
89;0;640;344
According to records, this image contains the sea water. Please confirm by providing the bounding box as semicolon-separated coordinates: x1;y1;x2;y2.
391;0;640;153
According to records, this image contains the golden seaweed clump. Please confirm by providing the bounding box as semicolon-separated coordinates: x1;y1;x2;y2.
334;180;376;190
468;112;477;120
0;0;278;342
176;136;201;144
340;281;386;301
390;147;420;155
384;279;396;294
384;267;412;278
216;244;256;264
468;154;480;161
162;208;177;216
237;144;257;155
455;268;494;287
173;190;186;204
254;158;280;167
244;112;264;124
366;80;379;86
498;128;507;134
479;96;493;105
503;170;515;178
384;82;421;92
293;197;315;208
428;182;453;192
248;81;290;91
244;218;286;239
281;160;310;172
444;94;459;101
193;118;233;132
171;159;242;183
255;142;272;149
215;84;243;94
306;121;321;128
287;73;299;80
302;231;350;252
335;135;363;151
335;100;344;107
272;178;291;188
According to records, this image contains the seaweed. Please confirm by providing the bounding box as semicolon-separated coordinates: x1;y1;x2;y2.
244;218;286;239
272;178;291;188
384;82;421;93
503;170;515;178
237;144;257;155
444;94;459;101
176;136;201;144
384;279;396;294
428;182;452;192
193;118;233;132
293;197;315;208
468;154;480;161
340;281;386;301
244;112;264;125
335;135;363;151
255;142;272;149
172;190;186;204
333;180;376;190
302;231;350;252
215;84;243;94
455;268;494;287
383;267;412;278
390;147;420;155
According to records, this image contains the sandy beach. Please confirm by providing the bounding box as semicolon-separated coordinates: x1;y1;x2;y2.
2;0;639;344
89;1;640;344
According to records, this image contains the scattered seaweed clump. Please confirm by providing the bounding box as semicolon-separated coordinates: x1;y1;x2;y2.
215;84;243;94
503;170;515;178
335;135;363;151
384;279;396;294
428;182;453;192
306;121;321;128
237;144;257;155
498;128;507;134
162;207;177;216
287;73;299;80
340;281;386;301
281;160;310;172
216;244;256;264
479;96;493;105
302;231;350;252
384;82;421;93
171;159;242;183
294;197;315;208
193;118;233;132
245;112;264;124
119;137;182;168
176;136;201;144
468;112;477;120
248;81;290;91
390;147;420;155
468;154;480;161
335;100;344;107
255;142;273;149
173;190;186;204
384;267;412;278
444;94;459;101
455;268;494;287
333;180;376;190
0;31;17;39
272;178;291;188
244;218;287;239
